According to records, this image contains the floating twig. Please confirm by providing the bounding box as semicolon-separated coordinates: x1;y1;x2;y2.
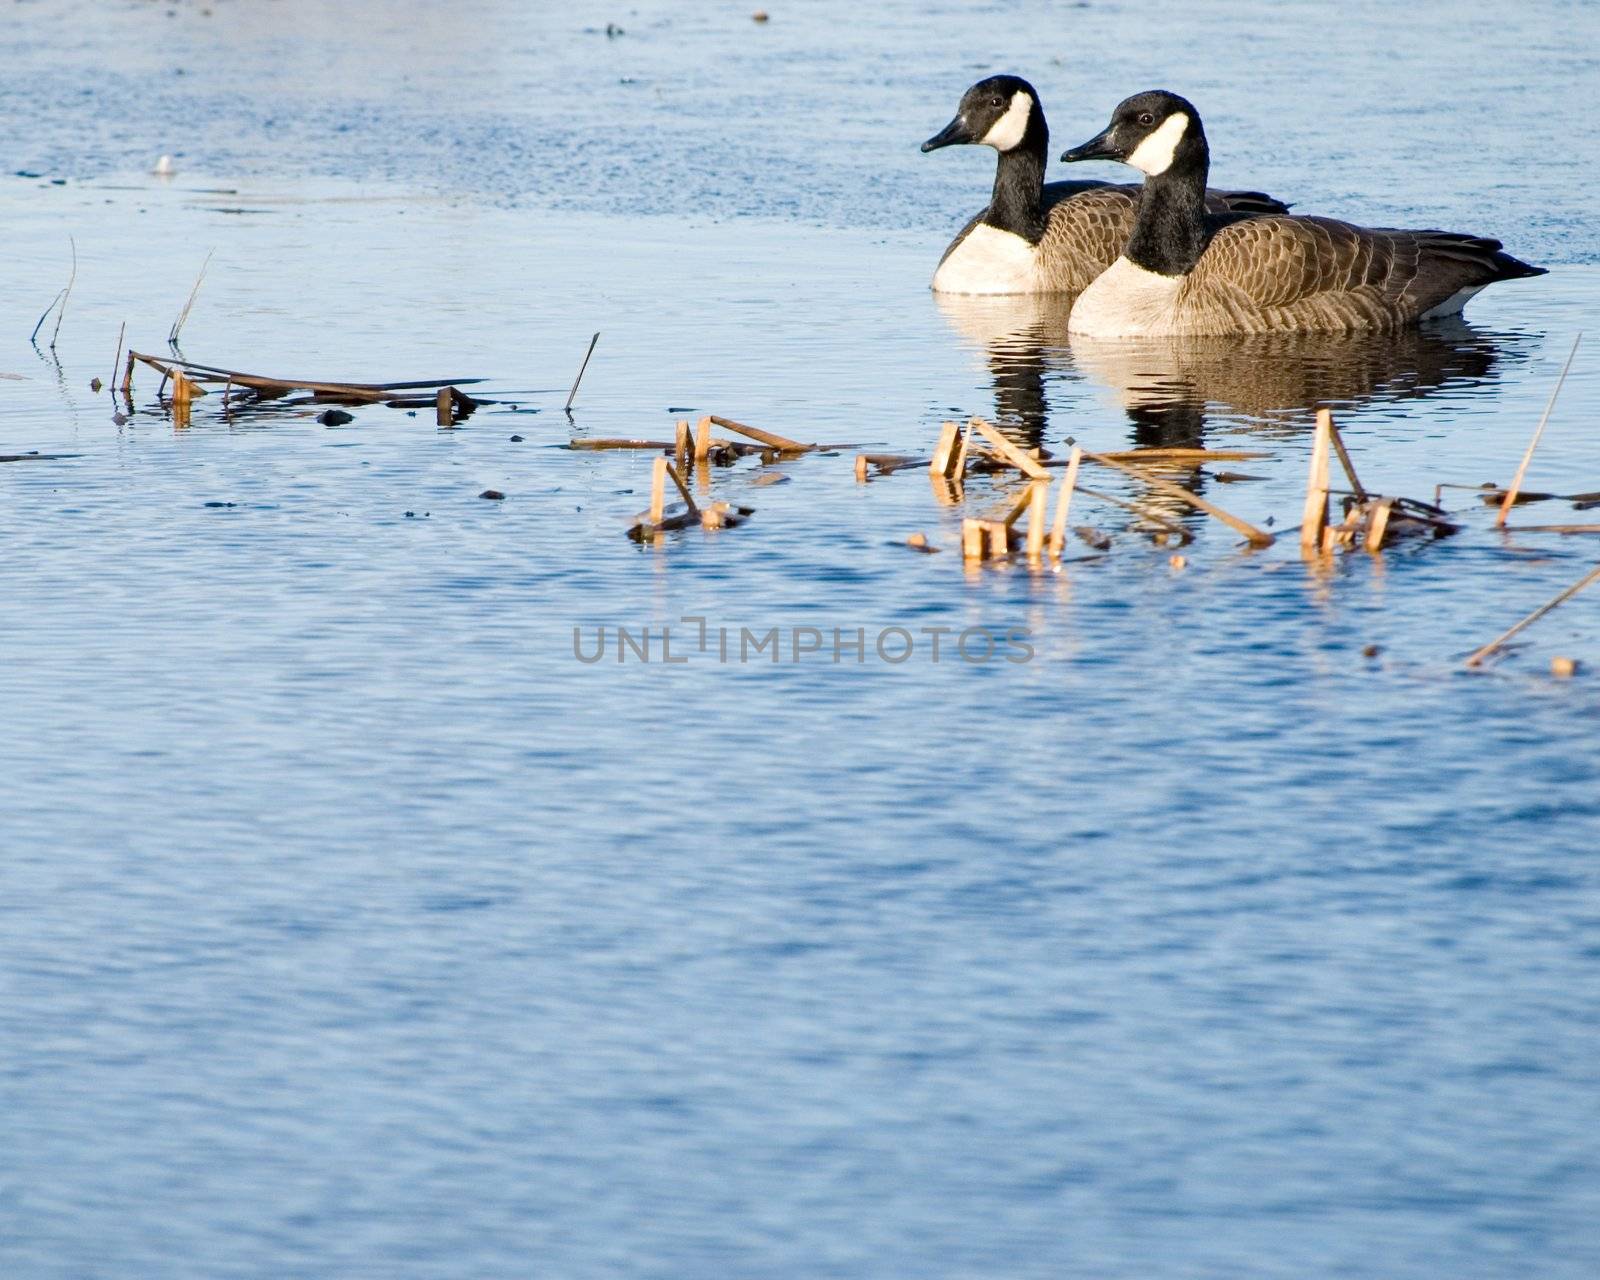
708;414;813;453
1464;560;1600;668
1497;334;1582;528
169;249;213;348
970;417;1049;479
564;332;600;413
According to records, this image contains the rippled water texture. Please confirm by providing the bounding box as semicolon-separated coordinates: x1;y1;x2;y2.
4;3;1600;1278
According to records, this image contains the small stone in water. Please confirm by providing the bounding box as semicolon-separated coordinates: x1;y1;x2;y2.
90;377;103;392
510;434;524;442
319;409;354;425
479;489;506;501
1362;644;1382;659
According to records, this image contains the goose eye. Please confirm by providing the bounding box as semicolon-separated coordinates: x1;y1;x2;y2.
991;96;1004;108
1137;112;1155;126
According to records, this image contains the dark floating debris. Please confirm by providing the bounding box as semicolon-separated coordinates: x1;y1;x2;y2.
479;489;506;501
123;351;487;417
319;409;354;425
509;434;524;443
1300;409;1457;554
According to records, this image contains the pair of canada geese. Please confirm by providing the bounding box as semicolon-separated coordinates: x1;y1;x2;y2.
922;77;1544;336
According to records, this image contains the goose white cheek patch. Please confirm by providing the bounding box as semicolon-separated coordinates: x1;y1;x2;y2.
1126;112;1190;175
981;91;1032;151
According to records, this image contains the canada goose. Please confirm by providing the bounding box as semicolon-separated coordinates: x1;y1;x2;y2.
1058;90;1546;336
922;76;1289;295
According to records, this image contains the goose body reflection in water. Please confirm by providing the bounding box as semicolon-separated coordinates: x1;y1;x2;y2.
936;292;1514;451
936;292;1518;533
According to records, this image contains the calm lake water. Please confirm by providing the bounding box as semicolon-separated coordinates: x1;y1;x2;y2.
4;2;1600;1277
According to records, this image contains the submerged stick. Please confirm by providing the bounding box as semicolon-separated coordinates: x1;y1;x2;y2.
1091;447;1270;464
564;332;600;412
1497;333;1582;528
1084;449;1273;546
1464;560;1600;668
1072;484;1193;542
169;249;213;347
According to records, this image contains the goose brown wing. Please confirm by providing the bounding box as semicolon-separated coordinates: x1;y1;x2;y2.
1037;183;1145;292
1189;216;1546;324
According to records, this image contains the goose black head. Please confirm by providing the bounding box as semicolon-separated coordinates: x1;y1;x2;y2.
1059;90;1207;177
922;75;1046;155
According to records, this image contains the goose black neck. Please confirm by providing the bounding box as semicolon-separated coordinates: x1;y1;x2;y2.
1124;139;1210;276
983;113;1049;244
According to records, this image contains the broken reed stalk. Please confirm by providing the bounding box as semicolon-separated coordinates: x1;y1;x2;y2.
564;332;600;412
1325;412;1368;503
961;519;985;559
1464;560;1600;668
1025;481;1049;563
1048;446;1082;557
1364;497;1395;553
50;237;77;351
649;457;667;523
649;456;699;524
110;321;126;393
169;249;213;347
694;415;713;461
986;521;1010;559
30;290;64;346
1082;449;1273;546
954;421;971;476
930;421;962;478
969;417;1049;479
1300;409;1333;551
674;419;691;474
1497;333;1582;528
708;415;811;453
